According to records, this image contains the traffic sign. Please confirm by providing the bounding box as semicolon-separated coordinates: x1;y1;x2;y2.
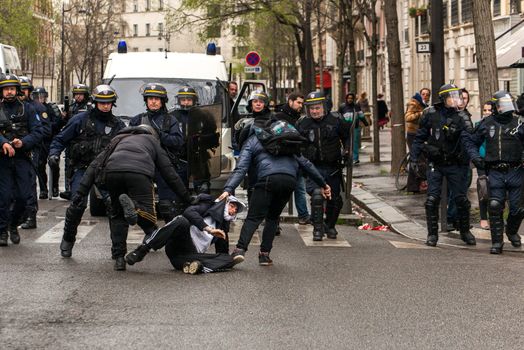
245;51;261;66
244;66;262;74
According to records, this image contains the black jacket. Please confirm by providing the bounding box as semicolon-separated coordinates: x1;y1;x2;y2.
274;104;301;126
77;128;190;203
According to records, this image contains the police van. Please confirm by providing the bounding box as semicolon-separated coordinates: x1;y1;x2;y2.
101;43;265;194
0;44;21;74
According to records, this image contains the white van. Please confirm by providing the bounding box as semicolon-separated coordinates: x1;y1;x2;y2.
0;44;22;74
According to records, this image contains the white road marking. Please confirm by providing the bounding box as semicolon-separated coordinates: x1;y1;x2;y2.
388;240;433;249
35;220;97;244
295;224;351;247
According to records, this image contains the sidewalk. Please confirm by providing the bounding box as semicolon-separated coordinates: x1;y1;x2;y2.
350;127;524;253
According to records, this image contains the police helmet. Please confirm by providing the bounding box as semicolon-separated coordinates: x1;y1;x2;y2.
19;76;34;91
0;73;21;90
141;83;168;102
72;83;90;96
304;91;327;118
32;87;49;101
176;86;198;109
92;84;117;103
438;84;463;110
246;90;269;112
492;90;516;115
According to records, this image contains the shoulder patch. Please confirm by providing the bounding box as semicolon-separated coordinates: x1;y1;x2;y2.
42;112;48;119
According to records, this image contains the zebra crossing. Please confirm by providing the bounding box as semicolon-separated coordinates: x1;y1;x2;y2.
30;213;428;250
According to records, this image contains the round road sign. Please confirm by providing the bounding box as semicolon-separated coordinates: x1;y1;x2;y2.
245;51;261;67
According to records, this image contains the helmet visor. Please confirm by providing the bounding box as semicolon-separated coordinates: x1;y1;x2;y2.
305;102;325;118
443;90;463;110
496;94;516;114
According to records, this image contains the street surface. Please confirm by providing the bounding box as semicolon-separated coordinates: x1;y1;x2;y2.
2;198;524;349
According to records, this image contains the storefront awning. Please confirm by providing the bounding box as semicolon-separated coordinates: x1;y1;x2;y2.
467;20;524;70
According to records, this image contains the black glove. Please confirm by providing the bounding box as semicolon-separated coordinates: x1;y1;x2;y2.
71;193;84;207
48;155;60;168
472;158;485;170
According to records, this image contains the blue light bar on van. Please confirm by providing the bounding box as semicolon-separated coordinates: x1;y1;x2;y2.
117;40;127;54
206;43;216;56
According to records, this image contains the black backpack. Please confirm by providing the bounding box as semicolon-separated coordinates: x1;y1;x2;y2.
253;120;307;156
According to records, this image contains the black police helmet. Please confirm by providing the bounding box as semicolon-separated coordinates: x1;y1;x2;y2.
246;90;269;112
491;90;516;115
142;83;168;103
0;73;21;89
72;83;90;96
19;76;34;91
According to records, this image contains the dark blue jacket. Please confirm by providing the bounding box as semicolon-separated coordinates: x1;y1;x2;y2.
49;110;126;157
183;194;230;233
129;109;184;151
28;99;50;140
224;135;327;193
0;100;43;154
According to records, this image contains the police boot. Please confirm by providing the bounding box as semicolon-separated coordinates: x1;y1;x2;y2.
0;229;8;247
59;191;72;200
505;214;522;248
61;204;85;257
114;257;126;271
456;197;476;245
9;224;20;245
52;187;59;198
21;210;37;229
39;190;48;200
60;239;75;258
489;214;505;254
125;244;150;265
425;196;439;246
311;189;325;241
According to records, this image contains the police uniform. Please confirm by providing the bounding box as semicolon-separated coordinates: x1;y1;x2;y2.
298;92;351;241
129;83;184;222
464;90;524;254
0;74;44;246
410;84;477;247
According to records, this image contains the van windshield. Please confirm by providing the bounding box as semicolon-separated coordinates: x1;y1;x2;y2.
107;78;222;118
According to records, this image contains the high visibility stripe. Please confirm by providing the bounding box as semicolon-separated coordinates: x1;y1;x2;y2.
178;91;197;96
144;89;167;95
93;93;115;99
305;97;325;102
1;79;20;84
438;87;460;95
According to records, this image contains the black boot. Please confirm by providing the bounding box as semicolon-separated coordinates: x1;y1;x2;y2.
59;191;72;200
505;214;522;248
21;210;37;229
456;198;476;245
490;213;504;254
114;257;126;271
39;191;48;200
325;198;342;239
425;198;439;246
311;189;324;241
0;229;8;247
125;244;150;265
61;204;85;255
60;239;75;258
9;224;20;244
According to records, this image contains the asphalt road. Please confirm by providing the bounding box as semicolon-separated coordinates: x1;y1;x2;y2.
1;198;524;349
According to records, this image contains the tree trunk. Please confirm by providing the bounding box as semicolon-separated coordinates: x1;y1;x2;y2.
370;2;380;163
303;0;315;93
472;1;498;104
348;24;358;94
384;0;406;173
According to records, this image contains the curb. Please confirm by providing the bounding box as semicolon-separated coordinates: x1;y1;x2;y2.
350;186;524;253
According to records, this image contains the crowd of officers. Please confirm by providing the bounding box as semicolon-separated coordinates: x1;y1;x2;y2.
410;84;524;254
3;70;522;271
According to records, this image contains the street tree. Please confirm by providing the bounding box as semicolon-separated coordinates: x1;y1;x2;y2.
384;0;406;173
0;0;39;55
472;1;498;104
355;0;380;163
63;0;123;90
167;0;320;93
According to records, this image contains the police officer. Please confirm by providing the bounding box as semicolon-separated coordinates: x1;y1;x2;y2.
60;84;93;200
18;77;48;229
0;73;43;246
129;83;184;222
32;87;63;198
49;85;125;253
62;125;192;270
410;84;477;247
218;120;331;266
465;91;523;254
297;91;351;241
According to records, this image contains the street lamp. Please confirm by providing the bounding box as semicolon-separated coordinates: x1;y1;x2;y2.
60;3;71;104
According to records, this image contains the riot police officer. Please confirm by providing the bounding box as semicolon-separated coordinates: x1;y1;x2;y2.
410;84;477;247
297;91;351;241
0;73;43;246
465;91;524;254
49;85;125;253
60;84;93;200
33;87;63;198
18;77;48;229
129;83;184;222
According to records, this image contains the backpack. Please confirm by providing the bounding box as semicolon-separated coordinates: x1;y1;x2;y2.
253;120;307;156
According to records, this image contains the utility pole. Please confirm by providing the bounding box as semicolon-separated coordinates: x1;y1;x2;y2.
430;0;448;231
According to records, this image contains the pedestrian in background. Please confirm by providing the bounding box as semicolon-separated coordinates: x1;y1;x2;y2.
404;88;430;193
476;101;494;230
339;93;368;165
377;93;389;129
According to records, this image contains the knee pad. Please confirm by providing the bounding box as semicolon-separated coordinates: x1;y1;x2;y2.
454;195;470;210
311;188;324;223
425;195;440;210
489;199;504;215
311;188;324;206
